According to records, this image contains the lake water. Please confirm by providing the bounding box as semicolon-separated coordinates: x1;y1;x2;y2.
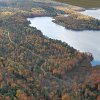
27;9;100;66
81;9;100;20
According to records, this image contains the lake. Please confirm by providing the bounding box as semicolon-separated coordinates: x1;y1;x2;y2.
81;9;100;20
27;9;100;66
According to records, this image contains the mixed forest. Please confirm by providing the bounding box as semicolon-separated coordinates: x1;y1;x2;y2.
0;0;100;100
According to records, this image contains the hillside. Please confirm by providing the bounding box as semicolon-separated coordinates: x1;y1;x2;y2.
0;0;100;100
54;0;100;8
0;10;100;100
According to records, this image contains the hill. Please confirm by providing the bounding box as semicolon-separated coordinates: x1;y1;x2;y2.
54;0;100;8
0;11;95;100
0;1;100;99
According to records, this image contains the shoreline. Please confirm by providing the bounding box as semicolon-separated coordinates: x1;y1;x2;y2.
53;12;100;31
28;17;100;66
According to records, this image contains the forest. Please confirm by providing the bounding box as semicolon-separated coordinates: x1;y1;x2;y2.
0;0;100;100
53;13;100;30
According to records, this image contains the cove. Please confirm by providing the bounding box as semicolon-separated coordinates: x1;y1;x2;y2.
27;9;100;66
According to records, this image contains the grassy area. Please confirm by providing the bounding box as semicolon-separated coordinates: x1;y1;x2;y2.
54;0;100;8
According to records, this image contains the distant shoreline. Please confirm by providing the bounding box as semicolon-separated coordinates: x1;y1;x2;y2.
53;0;100;8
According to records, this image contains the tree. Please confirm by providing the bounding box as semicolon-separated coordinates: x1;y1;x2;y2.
62;93;71;100
97;95;100;100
